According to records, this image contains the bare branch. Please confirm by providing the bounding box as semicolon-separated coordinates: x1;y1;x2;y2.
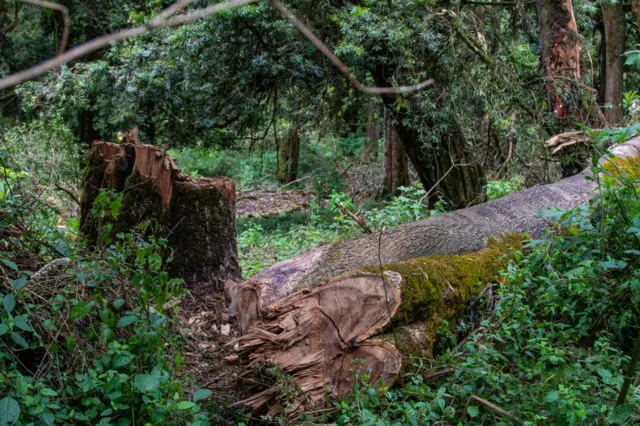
269;0;434;95
22;0;70;54
0;0;259;90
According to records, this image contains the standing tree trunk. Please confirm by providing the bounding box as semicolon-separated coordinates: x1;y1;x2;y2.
276;121;300;184
80;141;242;288
372;65;485;208
77;109;98;147
599;1;625;125
382;114;409;195
362;101;380;162
537;0;582;119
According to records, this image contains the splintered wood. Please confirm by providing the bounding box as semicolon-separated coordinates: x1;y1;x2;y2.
231;271;403;414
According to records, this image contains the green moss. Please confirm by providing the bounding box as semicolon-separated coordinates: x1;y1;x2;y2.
115;169;164;235
601;153;640;182
364;235;522;331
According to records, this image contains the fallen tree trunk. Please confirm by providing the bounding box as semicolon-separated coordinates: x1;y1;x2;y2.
232;237;521;413
229;137;640;414
233;138;640;332
80;141;242;288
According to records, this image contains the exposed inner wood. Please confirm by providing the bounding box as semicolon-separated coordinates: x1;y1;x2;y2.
232;271;403;413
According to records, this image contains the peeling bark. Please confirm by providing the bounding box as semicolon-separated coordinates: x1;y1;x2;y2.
80;141;241;287
232;237;519;413
537;0;582;119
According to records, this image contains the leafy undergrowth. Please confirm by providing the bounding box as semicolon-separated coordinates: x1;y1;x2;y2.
0;168;222;425
312;153;640;425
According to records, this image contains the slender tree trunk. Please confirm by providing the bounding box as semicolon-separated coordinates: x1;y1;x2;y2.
276;121;300;184
600;2;625;125
382;114;409;195
362;101;379;162
537;0;582;119
77;109;98;146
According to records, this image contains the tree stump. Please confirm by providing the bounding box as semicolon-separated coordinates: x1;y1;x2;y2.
80;141;241;288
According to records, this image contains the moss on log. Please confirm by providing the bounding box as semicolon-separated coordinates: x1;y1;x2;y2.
80;141;241;288
233;236;521;413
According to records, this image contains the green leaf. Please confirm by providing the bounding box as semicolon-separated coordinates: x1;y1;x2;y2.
10;277;27;291
113;352;135;368
193;389;212;402
543;391;559;403
0;397;20;426
133;374;160;392
117;315;137;328
11;332;28;348
113;299;125;310
466;405;480;418
597;369;612;379
41;411;55;426
176;401;196;410
3;294;15;314
0;324;8;336
70;301;91;320
40;389;57;397
1;259;18;271
13;315;32;332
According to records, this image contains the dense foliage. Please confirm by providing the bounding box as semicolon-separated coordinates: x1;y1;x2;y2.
0;0;639;424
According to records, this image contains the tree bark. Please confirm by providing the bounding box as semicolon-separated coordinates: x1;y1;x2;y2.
276;121;300;184
537;0;582;119
599;1;625;125
231;137;640;333
382;113;409;195
362;101;380;162
80;141;242;288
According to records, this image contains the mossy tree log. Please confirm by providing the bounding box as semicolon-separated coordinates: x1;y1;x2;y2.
80;141;241;288
232;137;640;333
231;138;640;414
232;237;520;414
